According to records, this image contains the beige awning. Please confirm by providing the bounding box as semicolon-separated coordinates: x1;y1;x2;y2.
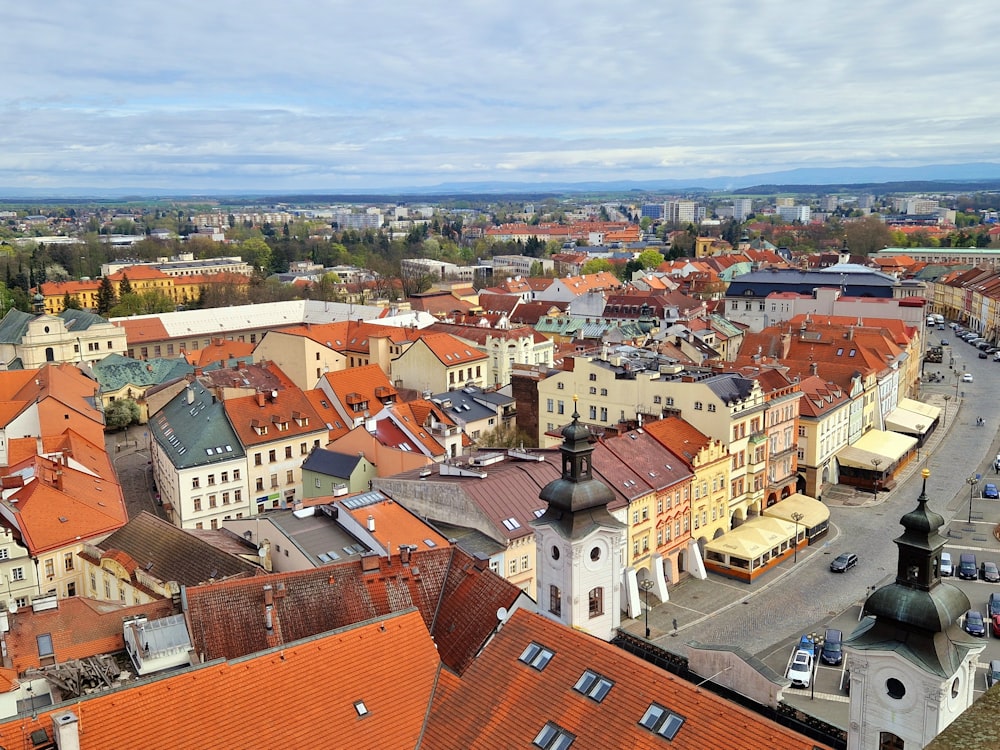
898;398;940;421
704;516;797;559
765;493;830;528
854;429;917;462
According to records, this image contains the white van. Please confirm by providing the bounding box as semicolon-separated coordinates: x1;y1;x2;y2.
940;552;953;577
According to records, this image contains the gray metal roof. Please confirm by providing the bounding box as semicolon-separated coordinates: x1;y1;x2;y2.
149;379;245;469
302;448;363;478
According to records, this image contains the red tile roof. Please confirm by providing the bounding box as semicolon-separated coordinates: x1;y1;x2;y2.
419;332;488;365
222;382;327;448
320;363;397;420
423;608;828;750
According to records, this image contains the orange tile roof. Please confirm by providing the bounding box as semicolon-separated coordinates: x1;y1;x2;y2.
642;415;713;468
303;388;351;441
419;332;488;365
4;597;176;673
112;316;170;344
278;319;422;352
184;337;255;366
339;497;450;552
385;399;448;458
0;609;440;750
222;383;327;448
109;265;171;281
423;608;828;750
320;363;397;419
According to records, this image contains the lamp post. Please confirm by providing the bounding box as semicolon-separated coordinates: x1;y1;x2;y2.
791;512;804;563
915;424;925;460
968;473;981;524
943;394;951;428
871;458;883;501
639;579;655;639
810;632;824;700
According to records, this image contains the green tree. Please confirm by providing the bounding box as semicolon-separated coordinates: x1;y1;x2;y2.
581;258;613;275
109;290;175;317
105;398;141;430
62;292;81;310
96;275;117;315
636;249;665;269
241;237;273;272
118;273;133;297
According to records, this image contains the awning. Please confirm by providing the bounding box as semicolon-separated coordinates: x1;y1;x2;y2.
885;398;939;435
855;429;917;461
765;493;830;529
704;516;797;560
898;398;940;421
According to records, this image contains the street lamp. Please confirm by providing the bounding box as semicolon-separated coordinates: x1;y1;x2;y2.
791;512;804;563
871;458;883;501
943;394;951;428
968;473;981;524
639;579;655;639
915;424;925;460
810;632;825;700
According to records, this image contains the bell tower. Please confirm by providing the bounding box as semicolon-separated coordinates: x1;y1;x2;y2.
844;469;985;749
533;398;626;641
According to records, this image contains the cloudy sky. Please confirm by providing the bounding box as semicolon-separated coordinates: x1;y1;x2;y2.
3;1;999;193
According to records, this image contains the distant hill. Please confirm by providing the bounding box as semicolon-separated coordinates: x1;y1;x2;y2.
1;162;1000;201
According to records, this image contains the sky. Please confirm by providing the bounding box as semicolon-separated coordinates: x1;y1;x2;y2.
3;1;1000;193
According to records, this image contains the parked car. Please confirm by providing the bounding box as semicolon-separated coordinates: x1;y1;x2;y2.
830;552;858;572
820;629;843;666
941;339;951;347
988;592;1000;618
797;634;816;656
987;660;1000;688
962;373;974;383
786;649;813;688
992;614;1000;638
982;561;1000;583
940;552;953;577
979;351;988;359
978;341;992;351
965;610;987;637
985;483;1000;500
959;553;978;580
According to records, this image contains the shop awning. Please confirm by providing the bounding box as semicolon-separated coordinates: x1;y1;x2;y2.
765;493;830;529
704;516;797;560
885;398;939;435
836;429;917;469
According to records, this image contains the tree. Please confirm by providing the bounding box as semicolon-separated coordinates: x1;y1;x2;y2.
105;398;141;430
636;249;665;269
109;290;175;317
62;292;81;310
581;258;613;275
844;215;894;255
241;237;273;272
96;276;117;315
475;422;535;449
118;273;133;297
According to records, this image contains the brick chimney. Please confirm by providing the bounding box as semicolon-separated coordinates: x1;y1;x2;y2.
256;392;266;407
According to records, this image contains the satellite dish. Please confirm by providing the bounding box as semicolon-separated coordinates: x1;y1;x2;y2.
8;603;17;614
496;607;508;622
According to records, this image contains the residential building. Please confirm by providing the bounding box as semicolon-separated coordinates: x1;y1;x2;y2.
301;447;376;497
390;331;488;393
794;375;852;497
0;308;128;370
667;199;696;224
776;204;811;223
425;322;555;387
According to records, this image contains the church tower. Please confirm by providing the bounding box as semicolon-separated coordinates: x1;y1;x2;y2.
534;399;626;641
845;469;985;749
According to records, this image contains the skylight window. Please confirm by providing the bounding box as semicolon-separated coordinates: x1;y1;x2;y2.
638;703;685;740
574;670;614;702
533;722;574;749
353;700;369;717
519;642;554;671
502;517;521;530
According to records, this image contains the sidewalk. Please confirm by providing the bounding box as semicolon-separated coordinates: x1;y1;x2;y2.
620;391;962;646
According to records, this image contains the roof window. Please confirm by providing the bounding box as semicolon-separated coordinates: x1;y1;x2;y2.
353;700;369;717
519;642;554;671
533;722;574;749
573;670;613;702
638;703;685;740
502;517;521;530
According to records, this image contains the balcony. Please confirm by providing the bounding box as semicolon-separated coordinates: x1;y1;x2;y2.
748;431;767;444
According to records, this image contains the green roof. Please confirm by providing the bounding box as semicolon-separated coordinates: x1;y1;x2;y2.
93;353;194;392
0;309;35;344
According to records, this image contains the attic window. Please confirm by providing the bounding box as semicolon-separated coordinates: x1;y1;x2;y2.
502;517;521;531
638;703;685;740
836;348;843;356
519;642;554;671
58;516;68;523
707;404;716;412
574;670;614;702
848;349;856;357
533;722;575;749
353;700;369;717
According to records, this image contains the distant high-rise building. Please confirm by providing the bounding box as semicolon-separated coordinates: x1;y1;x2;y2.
820;195;839;211
775;197;795;207
732;198;753;222
666;200;696;224
777;204;811;223
640;203;665;220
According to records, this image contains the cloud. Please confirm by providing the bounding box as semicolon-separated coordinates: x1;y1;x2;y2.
1;1;999;190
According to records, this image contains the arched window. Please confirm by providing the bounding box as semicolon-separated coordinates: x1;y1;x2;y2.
45;347;55;362
549;585;561;616
878;732;904;750
588;587;604;617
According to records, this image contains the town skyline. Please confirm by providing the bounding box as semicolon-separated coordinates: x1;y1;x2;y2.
4;1;1000;193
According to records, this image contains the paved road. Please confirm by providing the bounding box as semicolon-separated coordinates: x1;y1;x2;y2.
108;424;167;521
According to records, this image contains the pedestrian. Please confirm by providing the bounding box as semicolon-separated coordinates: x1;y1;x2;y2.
672;618;678;632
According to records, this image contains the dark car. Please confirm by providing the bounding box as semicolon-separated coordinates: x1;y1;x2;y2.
820;629;843;666
989;592;1000;618
987;660;1000;688
980;351;989;359
982;562;1000;583
958;553;978;580
993;615;1000;638
830;553;858;572
964;609;987;637
985;483;1000;500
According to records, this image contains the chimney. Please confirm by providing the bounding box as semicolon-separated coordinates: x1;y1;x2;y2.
52;711;81;750
187;388;195;405
399;545;412;565
256;392;266;407
810;361;819;376
263;584;274;608
194;367;203;377
847;326;854;341
54;469;63;492
367;515;375;532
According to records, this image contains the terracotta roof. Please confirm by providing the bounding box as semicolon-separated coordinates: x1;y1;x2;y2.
110;266;171;281
112;315;170;344
423;608;827;749
184;337;255;366
223;381;327;448
642;416;713;468
339;497;450;554
303;388;351;441
0;609;440;750
320;363;397;421
418;332;488;365
4;597;176;674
